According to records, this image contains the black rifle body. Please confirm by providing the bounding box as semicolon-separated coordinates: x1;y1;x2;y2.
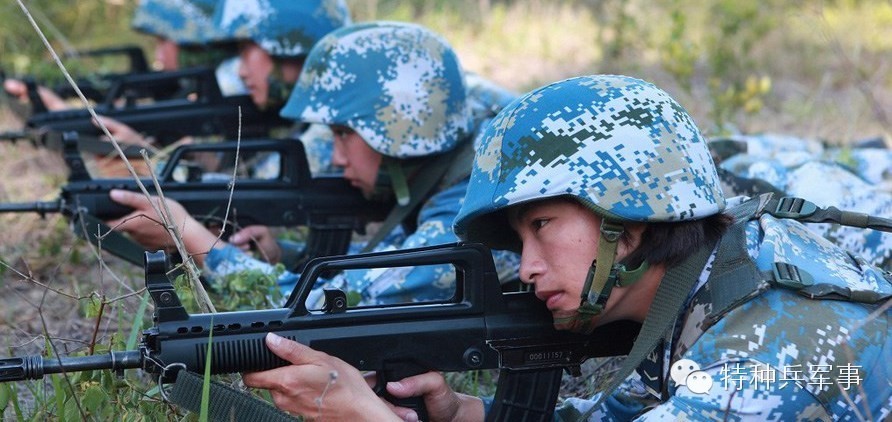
1;45;150;113
0;135;389;265
0;243;638;420
10;67;289;151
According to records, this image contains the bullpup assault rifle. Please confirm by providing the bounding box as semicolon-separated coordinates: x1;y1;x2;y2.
0;243;639;421
0;132;389;266
1;45;151;114
52;45;154;107
1;67;290;154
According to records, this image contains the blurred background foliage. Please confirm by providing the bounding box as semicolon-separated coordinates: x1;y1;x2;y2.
2;0;891;139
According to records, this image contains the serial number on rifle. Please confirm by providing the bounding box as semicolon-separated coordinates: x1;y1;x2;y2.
525;350;567;363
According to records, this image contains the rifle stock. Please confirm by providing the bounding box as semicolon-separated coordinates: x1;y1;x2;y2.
0;243;638;421
0;132;390;266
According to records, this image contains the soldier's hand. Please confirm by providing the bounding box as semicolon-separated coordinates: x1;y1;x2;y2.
242;333;402;421
230;225;282;263
387;372;484;422
105;189;217;264
3;79;68;111
93;115;152;147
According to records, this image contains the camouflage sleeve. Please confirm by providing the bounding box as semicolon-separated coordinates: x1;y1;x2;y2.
298;124;335;175
316;182;469;305
204;244;301;294
206;181;520;306
275;238;307;272
554;390;648;421
215;56;248;96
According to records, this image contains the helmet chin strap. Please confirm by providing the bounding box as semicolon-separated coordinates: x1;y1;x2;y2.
552;219;649;333
263;65;294;111
383;158;411;206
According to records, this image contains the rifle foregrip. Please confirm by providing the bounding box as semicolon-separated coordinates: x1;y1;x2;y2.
486;368;563;422
88;200;135;220
194;336;290;375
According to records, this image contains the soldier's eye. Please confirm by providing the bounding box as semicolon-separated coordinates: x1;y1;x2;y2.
531;218;549;230
331;126;354;139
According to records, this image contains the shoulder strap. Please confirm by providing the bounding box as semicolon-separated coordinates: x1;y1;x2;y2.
360;140;475;253
590;235;716;411
695;197;772;328
764;195;892;233
590;196;772;412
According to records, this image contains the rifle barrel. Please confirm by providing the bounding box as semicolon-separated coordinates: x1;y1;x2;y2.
0;131;33;142
0;201;63;216
0;351;142;382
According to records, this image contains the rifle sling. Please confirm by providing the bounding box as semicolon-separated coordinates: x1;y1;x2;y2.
168;370;297;422
361;140;474;253
588;233;717;412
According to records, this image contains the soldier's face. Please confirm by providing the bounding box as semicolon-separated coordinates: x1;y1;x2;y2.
238;42;274;106
508;198;641;326
509;199;600;321
330;125;382;197
153;37;179;71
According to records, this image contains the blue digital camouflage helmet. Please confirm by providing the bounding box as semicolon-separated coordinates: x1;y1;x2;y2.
280;21;472;158
211;0;351;58
453;75;726;331
131;0;219;46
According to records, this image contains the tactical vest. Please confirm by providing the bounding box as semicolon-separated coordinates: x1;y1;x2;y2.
700;194;892;327
594;193;892;415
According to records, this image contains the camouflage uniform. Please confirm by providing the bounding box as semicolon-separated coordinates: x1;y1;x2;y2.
710;133;892;185
205;22;520;305
452;75;892;420
214;56;248;97
712;134;892;270
555;197;892;420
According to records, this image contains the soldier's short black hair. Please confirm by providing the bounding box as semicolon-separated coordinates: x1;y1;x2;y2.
621;213;733;269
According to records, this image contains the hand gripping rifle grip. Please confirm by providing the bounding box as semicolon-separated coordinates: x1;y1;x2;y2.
381;391;428;422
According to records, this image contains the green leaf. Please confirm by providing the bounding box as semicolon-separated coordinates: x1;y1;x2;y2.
83;296;102;319
9;382;23;420
82;385;107;413
63;394;80;421
199;317;214;422
51;374;65;417
127;292;152;350
0;383;10;413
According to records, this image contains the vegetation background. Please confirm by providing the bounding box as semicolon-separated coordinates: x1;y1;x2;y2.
1;0;891;419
